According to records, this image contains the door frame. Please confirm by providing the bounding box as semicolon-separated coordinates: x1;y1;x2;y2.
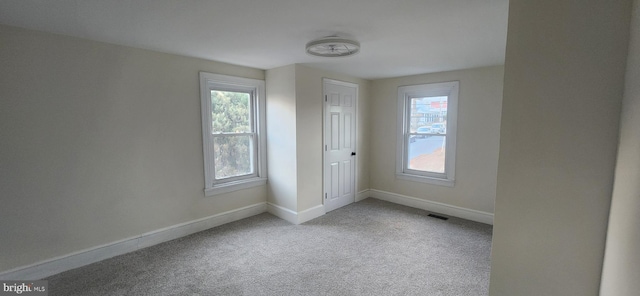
322;78;358;212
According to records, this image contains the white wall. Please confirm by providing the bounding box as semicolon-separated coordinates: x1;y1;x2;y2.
369;66;504;215
265;65;298;211
600;0;640;294
489;0;632;295
0;25;266;273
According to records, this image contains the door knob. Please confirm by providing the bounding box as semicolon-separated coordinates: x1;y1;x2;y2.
351;152;356;156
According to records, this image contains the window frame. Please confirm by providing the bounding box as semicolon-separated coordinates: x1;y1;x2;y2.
200;72;267;196
396;81;459;187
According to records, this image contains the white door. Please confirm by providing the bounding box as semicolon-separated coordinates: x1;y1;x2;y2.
323;79;357;212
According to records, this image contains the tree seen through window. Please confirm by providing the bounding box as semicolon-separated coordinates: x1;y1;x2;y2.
211;90;254;179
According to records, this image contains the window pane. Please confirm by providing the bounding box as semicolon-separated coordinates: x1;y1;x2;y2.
213;135;254;179
410;96;448;134
408;135;446;173
211;90;251;133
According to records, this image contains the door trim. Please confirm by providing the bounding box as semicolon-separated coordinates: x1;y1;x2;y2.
322;78;358;212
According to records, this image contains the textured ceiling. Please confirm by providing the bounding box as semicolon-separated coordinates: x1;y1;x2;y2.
0;0;509;79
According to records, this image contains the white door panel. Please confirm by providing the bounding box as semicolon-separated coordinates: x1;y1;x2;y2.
330;162;339;199
343;159;352;195
330;112;340;151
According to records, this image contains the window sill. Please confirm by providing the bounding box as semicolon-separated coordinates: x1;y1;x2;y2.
396;173;454;187
205;177;267;197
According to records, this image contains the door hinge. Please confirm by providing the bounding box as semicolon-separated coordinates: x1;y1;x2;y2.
325;145;327;151
325;193;327;199
325;95;328;102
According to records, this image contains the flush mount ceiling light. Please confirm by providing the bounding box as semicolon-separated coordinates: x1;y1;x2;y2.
305;36;360;57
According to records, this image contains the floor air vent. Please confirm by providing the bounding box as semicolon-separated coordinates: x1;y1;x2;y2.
428;214;449;221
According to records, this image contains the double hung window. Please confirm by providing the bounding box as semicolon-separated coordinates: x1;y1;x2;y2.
396;81;459;186
200;72;266;196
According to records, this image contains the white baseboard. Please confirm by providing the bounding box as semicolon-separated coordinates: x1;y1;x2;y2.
368;189;494;225
266;202;298;224
0;202;267;280
297;204;325;224
267;203;325;224
0;191;491;280
356;190;370;202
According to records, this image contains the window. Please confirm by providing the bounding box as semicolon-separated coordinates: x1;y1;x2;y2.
396;81;458;186
200;72;266;196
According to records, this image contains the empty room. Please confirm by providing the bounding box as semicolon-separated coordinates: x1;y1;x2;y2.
1;0;638;295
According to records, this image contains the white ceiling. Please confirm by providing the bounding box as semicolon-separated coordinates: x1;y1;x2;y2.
0;0;509;79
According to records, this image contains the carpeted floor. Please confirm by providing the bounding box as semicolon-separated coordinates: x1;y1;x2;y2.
46;198;493;295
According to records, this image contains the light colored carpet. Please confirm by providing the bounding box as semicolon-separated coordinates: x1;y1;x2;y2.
46;198;493;295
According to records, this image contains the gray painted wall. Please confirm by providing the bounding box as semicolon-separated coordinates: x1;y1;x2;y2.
265;65;298;211
265;64;371;213
369;66;504;214
600;0;640;294
0;25;267;272
489;0;632;294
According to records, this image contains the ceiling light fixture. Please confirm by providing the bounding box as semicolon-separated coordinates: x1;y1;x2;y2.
305;36;360;57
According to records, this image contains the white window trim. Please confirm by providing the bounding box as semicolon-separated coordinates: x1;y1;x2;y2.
200;72;267;196
396;81;459;187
